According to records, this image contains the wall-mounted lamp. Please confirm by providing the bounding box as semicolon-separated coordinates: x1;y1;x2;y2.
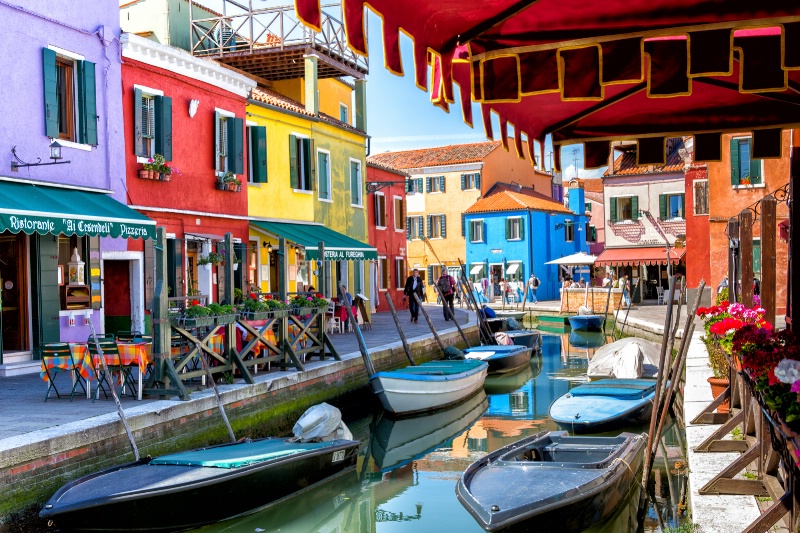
267;243;273;253
262;241;268;249
11;141;71;171
189;99;200;118
83;309;91;326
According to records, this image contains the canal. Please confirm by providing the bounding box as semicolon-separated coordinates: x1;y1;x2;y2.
192;332;689;533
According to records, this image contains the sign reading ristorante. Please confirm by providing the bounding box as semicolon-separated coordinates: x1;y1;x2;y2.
3;214;154;240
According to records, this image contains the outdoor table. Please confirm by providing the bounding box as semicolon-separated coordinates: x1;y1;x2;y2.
68;342;153;401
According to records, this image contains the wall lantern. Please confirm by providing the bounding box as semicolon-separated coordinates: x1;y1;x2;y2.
11;140;71;171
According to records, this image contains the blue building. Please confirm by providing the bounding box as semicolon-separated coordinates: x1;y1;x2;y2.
464;182;589;301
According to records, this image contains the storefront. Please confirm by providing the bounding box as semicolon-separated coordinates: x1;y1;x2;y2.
0;180;155;362
595;246;685;303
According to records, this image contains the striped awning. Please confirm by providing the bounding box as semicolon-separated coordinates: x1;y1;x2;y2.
595;247;685;267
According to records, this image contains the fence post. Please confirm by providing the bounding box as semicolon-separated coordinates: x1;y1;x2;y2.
727;218;740;303
739;210;754;308
762;195;777;325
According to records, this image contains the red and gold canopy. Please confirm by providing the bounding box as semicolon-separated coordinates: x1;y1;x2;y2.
295;0;800;167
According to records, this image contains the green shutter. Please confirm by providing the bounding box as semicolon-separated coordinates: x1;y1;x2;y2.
440;176;446;192
406;179;412;193
441;215;447;238
427;215;432;238
228;117;244;174
585;202;591;212
252;126;267;183
519;219;524;240
659;194;667;220
476;173;481;190
318;151;329;198
467;218;473;241
730;138;740;185
77;61;97;145
418;216;424;238
289;134;298;188
610;198;617;222
350;160;360;202
154;95;172;160
134;88;144;157
750;149;762;184
32;234;60;354
631;196;639;220
753;239;762;274
426;177;432;193
406;218;412;240
462;213;466;237
43;48;59;138
427;266;433;283
308;139;315;191
215;111;222;172
461;174;466;190
505;218;511;240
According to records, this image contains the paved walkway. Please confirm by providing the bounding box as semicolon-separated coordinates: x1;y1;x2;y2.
0;305;468;441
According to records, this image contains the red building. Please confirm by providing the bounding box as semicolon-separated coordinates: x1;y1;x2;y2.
366;161;409;313
683;138;711;304
120;33;256;312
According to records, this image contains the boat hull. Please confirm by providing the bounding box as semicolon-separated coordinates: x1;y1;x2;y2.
505;330;541;350
493;311;526;320
568;315;605;331
463;345;533;375
456;431;645;532
39;438;359;532
369;360;488;416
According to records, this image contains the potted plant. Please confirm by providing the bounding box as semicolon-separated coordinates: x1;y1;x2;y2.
241;297;269;320
184;304;214;328
233;253;241;271
207;303;237;325
141;154;172;181
704;336;732;414
289;294;320;316
216;174;228;190
264;294;290;317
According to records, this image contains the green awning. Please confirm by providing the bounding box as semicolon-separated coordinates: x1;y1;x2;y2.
0;180;155;239
252;221;377;261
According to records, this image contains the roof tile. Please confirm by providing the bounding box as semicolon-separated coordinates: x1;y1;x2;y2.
466;183;573;215
250;87;363;133
367;141;503;169
603;141;685;177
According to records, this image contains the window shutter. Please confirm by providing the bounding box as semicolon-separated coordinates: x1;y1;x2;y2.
307;139;315;191
467;218;473;241
426;177;431;193
406;179;412;193
505;218;510;240
441;215;447;238
289;134;298;187
519;219;524;240
750;153;762;183
440;176;446;192
374;195;380;225
154;95;173;160
406;218;412;240
227;117;244;174
418;216;423;239
462;213;466;237
609;198;617;222
753;240;762;274
730;138;740;185
427;215;432;238
417;178;423;192
461;174;466;190
381;196;388;226
659;194;667;220
77;61;97;146
253;126;267;183
134;88;144;157
427;265;433;283
214;112;222;172
43;48;59;138
679;193;686;218
631;196;639;219
476;174;481;190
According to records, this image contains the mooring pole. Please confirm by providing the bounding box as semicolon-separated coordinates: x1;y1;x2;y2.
195;341;236;443
384;295;416;365
431;276;470;348
339;286;375;376
602;280;613;332
414;293;446;352
617;278;641;340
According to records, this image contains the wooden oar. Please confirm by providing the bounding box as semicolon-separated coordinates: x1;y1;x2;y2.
431;274;470;348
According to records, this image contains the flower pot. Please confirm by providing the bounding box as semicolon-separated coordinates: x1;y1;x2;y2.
201;263;212;271
216;182;226;190
138;169;150;180
160;172;171;182
227;183;236;191
708;376;731;414
236;184;241;192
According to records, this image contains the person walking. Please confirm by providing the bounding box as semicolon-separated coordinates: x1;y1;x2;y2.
437;270;457;320
403;268;425;323
621;275;631;307
527;273;540;303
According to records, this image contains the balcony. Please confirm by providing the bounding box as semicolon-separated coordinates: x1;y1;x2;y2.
189;1;368;81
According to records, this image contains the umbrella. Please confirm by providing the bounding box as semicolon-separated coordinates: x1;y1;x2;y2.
544;252;597;266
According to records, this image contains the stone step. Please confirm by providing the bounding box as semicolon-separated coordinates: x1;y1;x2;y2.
0;360;42;377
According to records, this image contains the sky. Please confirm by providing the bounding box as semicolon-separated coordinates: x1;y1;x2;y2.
362;11;607;178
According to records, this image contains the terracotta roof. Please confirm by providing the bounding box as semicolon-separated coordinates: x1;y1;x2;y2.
249;87;364;134
582;178;604;193
367;160;409;177
603;140;685;177
466;182;573;215
585;191;604;204
367;141;502;169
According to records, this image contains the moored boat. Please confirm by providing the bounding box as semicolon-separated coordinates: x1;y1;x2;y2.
456;430;646;532
504;329;541;350
463;345;533;374
568;314;605;331
587;337;660;379
493;310;526;320
369;359;488;416
549;379;658;433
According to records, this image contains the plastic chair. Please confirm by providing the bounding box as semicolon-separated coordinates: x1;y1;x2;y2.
656;286;665;305
42;343;85;402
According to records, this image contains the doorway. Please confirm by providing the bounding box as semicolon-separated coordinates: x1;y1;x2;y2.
104;260;131;335
0;232;29;352
490;264;503;298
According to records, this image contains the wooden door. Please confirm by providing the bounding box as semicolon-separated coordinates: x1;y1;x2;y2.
0;233;28;351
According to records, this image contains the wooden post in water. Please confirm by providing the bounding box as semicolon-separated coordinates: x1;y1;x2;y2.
339;286;375;376
761;196;777;325
414;293;446;352
739;210;754;308
431;275;470;348
384;295;416;366
195;341;236;443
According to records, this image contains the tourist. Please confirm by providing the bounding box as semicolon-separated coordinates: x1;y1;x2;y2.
602;272;612;287
339;286;353;306
403;268;425;323
621;275;631;306
437;270;457;320
527;273;540;303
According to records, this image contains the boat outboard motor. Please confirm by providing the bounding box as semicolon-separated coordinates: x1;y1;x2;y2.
292;403;353;442
444;346;465;360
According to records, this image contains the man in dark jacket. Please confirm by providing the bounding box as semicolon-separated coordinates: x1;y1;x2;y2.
403;268;425;323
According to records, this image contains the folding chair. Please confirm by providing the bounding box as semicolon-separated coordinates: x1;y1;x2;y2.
87;338;136;401
325;300;343;334
42;343;85;402
116;330;141;343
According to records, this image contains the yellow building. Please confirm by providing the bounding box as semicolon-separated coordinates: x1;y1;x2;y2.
368;141;553;301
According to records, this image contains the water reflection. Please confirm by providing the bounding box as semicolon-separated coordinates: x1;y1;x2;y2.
193;333;688;533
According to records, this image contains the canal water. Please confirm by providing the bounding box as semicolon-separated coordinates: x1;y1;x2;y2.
194;332;689;533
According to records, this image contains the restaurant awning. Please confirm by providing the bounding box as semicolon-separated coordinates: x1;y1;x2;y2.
0;180;155;239
505;263;520;274
595;247;685;267
251;221;377;261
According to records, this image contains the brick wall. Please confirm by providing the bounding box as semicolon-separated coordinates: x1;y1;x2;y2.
560;287;623;313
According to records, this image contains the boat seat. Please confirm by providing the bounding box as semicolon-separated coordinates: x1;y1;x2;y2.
569;380;656;399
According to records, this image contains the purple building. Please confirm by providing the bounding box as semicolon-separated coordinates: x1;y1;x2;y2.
0;2;154;373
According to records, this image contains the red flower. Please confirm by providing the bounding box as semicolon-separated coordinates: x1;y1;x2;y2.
190;299;200;306
315;293;323;299
265;294;273;300
709;317;745;336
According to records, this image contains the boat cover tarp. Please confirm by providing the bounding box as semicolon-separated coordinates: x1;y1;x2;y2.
149;439;334;469
588;338;661;379
569;380;656;399
292;402;353;442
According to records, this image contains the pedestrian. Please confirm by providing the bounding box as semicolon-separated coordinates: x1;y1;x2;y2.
403;268;425;323
527;273;540;303
499;278;506;303
753;277;761;296
622;275;631;306
437;270;457;320
601;272;612;287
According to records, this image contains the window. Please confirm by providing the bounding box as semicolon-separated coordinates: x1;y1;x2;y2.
58;236;90;310
694;179;709;215
588;225;597;242
731;137;762;186
140;95;155;157
43;47;97;145
394;197;405;230
752;238;762;275
565;220;574;242
395;258;406;289
374;192;387;227
247;124;267;183
215;111;243;175
469;219;484;243
428;214;446;238
350;159;363;206
406;178;424;194
289;134;312;191
461;172;481;190
339;103;348;124
585;202;592;213
317;149;331;200
506;217;523;241
379;257;390;289
659;193;685;220
609;196;638;222
353;261;363;295
407;216;423;240
427;176;445;193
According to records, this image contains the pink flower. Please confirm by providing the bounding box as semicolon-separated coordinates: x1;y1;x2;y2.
791;381;800;394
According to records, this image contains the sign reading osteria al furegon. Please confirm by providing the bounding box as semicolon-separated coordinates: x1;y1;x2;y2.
3;214;154;239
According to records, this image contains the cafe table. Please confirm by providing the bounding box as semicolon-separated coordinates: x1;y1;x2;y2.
69;341;153;401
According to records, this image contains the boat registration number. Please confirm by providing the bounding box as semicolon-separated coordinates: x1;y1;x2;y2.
332;450;346;463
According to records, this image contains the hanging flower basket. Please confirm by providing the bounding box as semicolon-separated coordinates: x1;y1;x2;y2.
244;310;271;321
183;316;215;328
271;309;289;318
214;314;237;325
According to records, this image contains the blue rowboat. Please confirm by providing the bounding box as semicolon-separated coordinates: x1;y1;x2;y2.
568;314;605;331
549;379;658;433
463;345;533;375
504;329;541;350
369;359;488;416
